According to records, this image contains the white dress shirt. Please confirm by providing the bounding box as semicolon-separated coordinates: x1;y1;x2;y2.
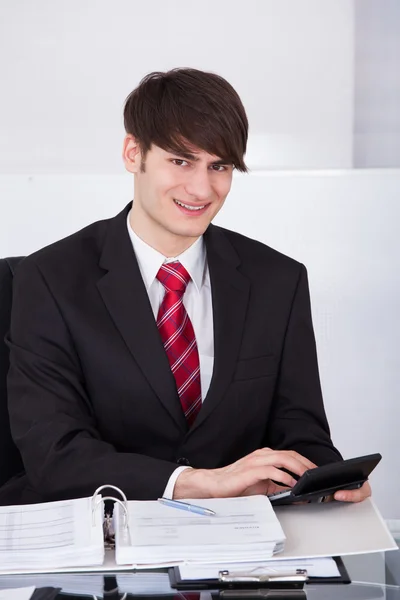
127;213;214;497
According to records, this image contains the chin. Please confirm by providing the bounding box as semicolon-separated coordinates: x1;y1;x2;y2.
180;227;208;239
172;223;209;238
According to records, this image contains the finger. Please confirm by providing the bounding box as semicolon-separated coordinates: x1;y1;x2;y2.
321;494;334;503
258;448;316;472
255;466;298;488
237;465;297;490
334;482;371;503
286;451;317;471
334;489;363;502
222;462;297;492
254;453;311;478
266;482;292;496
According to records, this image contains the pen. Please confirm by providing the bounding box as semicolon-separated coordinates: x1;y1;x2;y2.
157;497;216;516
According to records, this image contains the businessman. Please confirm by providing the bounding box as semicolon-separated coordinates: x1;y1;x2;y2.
0;68;370;505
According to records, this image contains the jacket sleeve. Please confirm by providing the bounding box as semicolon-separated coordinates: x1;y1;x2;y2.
6;257;178;501
264;264;342;466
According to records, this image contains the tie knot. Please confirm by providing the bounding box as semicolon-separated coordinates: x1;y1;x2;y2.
156;261;190;294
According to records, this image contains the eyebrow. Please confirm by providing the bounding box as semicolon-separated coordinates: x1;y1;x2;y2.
171;151;232;165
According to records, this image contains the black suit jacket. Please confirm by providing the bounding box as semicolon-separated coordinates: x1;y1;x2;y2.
0;203;341;504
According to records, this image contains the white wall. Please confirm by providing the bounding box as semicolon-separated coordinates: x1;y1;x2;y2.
354;0;400;167
0;0;354;172
1;169;399;518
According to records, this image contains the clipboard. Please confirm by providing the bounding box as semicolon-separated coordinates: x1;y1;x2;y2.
168;567;306;590
168;556;350;590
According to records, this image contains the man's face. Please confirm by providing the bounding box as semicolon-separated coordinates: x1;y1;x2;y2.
123;137;234;253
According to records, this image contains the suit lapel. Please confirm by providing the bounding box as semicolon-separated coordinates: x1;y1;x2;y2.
189;225;250;433
96;204;187;431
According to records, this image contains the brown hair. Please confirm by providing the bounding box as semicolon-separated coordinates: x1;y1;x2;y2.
123;68;248;172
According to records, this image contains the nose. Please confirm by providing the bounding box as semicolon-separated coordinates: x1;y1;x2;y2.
184;168;213;202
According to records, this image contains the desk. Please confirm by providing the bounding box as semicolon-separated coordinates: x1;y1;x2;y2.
0;534;399;599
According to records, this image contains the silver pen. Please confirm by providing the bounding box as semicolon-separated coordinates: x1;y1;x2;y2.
157;497;216;516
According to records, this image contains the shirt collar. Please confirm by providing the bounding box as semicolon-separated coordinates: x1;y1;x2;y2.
126;211;206;293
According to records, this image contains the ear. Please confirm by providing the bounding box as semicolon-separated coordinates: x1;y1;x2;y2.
122;135;143;174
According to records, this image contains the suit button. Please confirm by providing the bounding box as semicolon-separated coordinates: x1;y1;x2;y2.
177;457;190;466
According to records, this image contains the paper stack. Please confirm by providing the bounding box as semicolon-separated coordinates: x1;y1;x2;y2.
114;495;285;566
0;497;105;571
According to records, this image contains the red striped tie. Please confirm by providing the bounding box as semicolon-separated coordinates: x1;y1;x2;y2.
156;262;201;426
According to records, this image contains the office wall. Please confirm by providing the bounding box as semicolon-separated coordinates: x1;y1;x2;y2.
0;0;354;172
354;0;400;167
1;169;399;518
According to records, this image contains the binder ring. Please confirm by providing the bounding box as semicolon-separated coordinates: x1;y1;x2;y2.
92;484;128;504
93;495;129;529
91;484;129;529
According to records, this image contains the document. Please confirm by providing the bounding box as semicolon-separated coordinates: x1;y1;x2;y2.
115;495;286;565
0;497;104;570
0;588;35;600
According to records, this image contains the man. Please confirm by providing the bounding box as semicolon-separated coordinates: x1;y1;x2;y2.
0;68;370;505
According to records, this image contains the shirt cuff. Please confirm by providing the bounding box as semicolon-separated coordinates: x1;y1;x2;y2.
162;466;192;499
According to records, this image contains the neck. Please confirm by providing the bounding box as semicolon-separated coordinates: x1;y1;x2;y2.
129;209;199;258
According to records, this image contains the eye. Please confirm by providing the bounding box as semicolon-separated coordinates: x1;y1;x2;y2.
171;159;189;167
211;164;228;172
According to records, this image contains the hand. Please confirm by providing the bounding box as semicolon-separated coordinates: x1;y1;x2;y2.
174;448;317;499
333;481;371;503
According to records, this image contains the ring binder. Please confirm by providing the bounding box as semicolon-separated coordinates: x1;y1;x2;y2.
3;491;387;578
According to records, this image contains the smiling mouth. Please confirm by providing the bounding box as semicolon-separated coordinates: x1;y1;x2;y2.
173;199;207;211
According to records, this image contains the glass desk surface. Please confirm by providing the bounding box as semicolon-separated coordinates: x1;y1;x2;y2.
0;532;398;600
